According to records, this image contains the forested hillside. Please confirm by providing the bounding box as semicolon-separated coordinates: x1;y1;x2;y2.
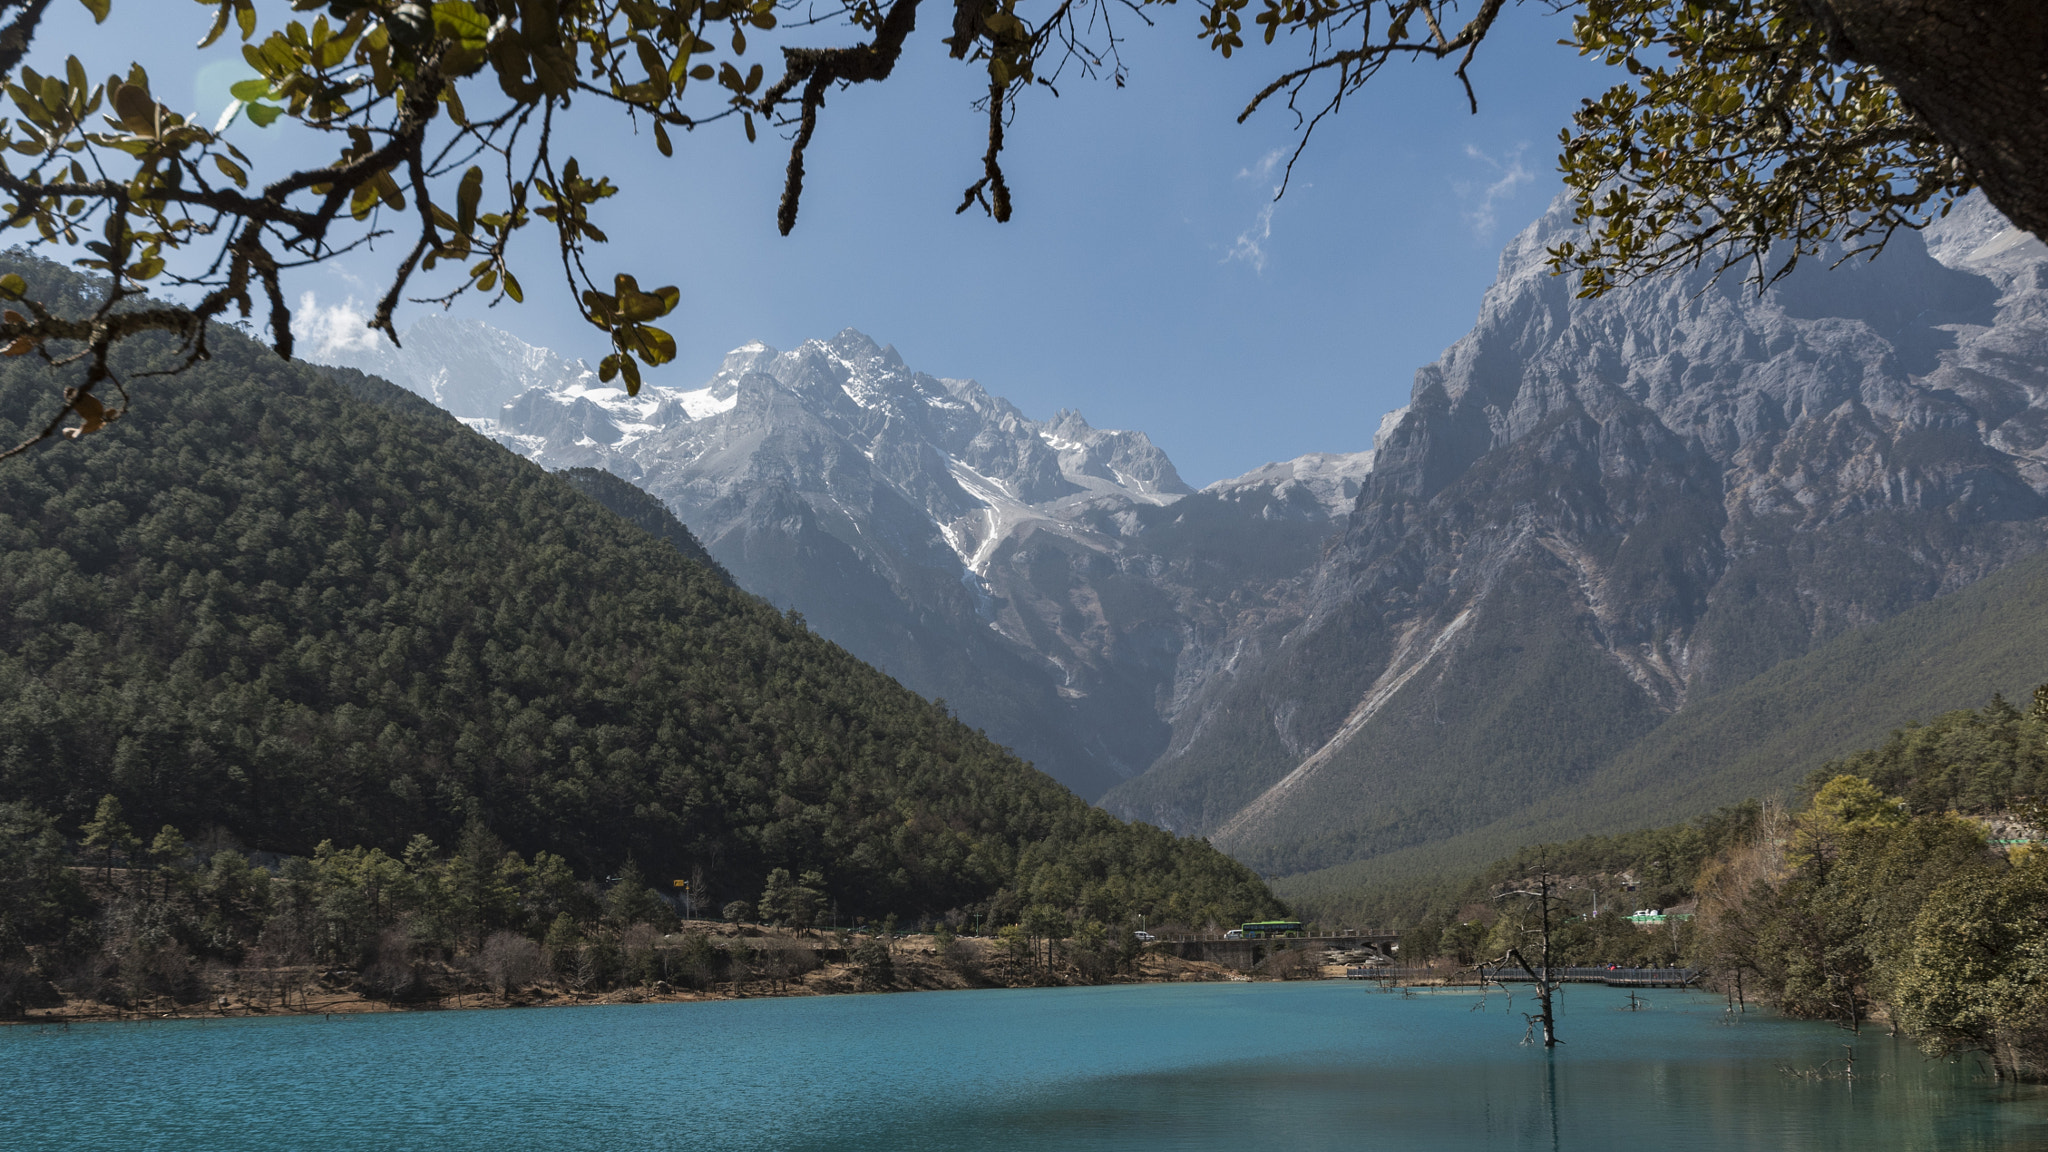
0;257;1279;934
1279;547;2048;924
1394;687;2048;1079
554;467;731;584
1401;684;2048;958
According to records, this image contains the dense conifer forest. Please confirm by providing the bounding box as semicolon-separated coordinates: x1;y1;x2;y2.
0;257;1280;1012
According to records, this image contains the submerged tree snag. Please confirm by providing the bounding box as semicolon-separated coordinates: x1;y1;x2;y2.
1492;866;1569;1049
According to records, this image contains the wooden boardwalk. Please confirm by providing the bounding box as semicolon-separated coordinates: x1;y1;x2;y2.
1345;965;1700;988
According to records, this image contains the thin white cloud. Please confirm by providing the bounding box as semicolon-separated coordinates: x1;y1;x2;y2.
1224;202;1277;274
1223;149;1289;274
1239;148;1284;183
294;291;388;362
1454;144;1532;239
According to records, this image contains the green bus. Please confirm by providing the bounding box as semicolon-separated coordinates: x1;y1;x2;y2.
1240;920;1305;939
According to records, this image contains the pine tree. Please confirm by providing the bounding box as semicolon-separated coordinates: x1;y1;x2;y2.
543;912;582;979
789;871;825;930
447;818;516;952
759;868;794;926
604;858;670;928
148;825;186;904
79;795;137;885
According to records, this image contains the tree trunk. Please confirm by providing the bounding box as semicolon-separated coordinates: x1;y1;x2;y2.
1811;0;2048;240
1508;946;1559;1047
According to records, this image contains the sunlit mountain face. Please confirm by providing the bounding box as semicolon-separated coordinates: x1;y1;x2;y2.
1103;192;2048;882
324;323;1371;800
322;192;2048;885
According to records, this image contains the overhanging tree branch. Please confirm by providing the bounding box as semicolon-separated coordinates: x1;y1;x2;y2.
758;0;923;235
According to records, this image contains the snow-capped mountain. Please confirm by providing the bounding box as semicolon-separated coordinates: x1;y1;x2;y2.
326;324;1371;799
310;190;2048;892
466;330;1196;580
1100;191;2048;883
322;316;601;421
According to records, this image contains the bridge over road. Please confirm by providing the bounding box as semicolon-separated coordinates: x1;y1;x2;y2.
1153;930;1400;971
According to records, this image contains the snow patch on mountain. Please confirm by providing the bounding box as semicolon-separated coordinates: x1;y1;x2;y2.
314;317;1376;802
675;386;740;420
1206;450;1378;518
383;327;1200;583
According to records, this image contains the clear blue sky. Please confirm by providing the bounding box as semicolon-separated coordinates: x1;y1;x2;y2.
35;2;1612;485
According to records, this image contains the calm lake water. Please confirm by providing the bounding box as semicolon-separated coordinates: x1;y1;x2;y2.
8;982;2048;1151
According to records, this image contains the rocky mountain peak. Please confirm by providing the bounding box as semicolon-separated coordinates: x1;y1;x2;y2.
1103;191;2048;885
321;314;598;419
1045;408;1092;436
1205;451;1376;519
310;319;1365;799
713;340;775;384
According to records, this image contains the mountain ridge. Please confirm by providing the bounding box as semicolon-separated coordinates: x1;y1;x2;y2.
0;254;1281;927
1274;544;2048;922
1102;191;2048;882
315;191;2048;903
322;323;1373;801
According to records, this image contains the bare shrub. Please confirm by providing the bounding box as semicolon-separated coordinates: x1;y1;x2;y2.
253;910;314;967
571;939;619;991
122;937;199;1000
1068;942;1117;983
1255;944;1321;980
758;937;818;991
937;933;980;979
648;932;721;990
358;929;426;1002
101;898;197;1000
1696;799;1790;988
57;950;124;1006
726;939;759;987
620;924;661;987
482;932;543;993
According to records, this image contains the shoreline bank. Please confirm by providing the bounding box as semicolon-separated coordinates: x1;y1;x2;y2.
6;933;1280;1026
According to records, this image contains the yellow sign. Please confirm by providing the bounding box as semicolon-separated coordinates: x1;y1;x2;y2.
672;880;687;888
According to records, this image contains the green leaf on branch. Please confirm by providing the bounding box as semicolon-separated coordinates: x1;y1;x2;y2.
212;154;248;187
456;165;482;234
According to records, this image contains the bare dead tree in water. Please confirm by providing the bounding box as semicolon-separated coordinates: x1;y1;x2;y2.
1488;863;1573;1048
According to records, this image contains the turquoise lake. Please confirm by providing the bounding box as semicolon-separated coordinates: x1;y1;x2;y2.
8;982;2048;1151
